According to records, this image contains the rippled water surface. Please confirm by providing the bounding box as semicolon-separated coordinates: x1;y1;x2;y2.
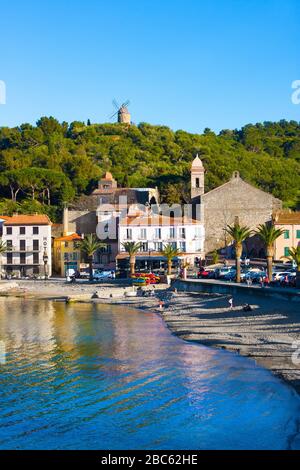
0;298;300;450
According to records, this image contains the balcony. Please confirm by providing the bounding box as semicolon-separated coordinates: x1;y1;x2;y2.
5;247;41;253
4;260;41;266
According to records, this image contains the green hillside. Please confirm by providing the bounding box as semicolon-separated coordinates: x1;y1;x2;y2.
0;118;299;220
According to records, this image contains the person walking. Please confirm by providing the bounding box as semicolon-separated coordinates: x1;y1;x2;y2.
228;297;234;310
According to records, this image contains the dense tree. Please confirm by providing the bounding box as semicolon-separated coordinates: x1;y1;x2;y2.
0;118;299;222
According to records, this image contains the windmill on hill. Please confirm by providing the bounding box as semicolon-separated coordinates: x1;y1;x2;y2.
110;99;131;124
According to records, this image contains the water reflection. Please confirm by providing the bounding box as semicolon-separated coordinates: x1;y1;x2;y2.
0;299;299;450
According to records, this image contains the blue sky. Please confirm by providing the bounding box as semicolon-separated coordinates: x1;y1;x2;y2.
0;0;299;133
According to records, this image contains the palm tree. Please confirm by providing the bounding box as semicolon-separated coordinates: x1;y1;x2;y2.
122;241;143;276
256;224;285;281
162;244;180;275
79;234;106;281
0;239;7;279
282;246;300;289
225;223;253;283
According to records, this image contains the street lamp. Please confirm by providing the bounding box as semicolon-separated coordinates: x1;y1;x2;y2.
43;249;49;280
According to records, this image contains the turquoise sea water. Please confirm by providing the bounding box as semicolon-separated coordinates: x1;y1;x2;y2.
0;298;299;450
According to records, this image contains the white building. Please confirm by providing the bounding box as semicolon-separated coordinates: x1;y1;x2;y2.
117;213;205;272
0;214;52;278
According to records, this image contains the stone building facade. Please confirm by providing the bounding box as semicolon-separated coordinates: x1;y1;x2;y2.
190;157;282;255
65;172;159;267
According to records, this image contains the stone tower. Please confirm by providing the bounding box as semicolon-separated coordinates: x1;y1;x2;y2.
118;105;131;124
191;155;205;199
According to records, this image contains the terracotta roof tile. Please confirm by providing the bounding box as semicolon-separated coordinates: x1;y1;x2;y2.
3;214;52;225
274;211;300;225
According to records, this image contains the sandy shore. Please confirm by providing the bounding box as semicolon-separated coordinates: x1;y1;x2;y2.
1;279;300;393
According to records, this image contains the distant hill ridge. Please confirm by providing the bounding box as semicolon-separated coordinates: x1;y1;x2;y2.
0;118;299;220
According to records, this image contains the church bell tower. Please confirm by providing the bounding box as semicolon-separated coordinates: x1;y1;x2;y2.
191;155;205;200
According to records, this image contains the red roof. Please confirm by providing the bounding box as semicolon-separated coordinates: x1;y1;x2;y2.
3;214;52;226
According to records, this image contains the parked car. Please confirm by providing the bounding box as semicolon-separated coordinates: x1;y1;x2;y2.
93;269;115;281
78;269;90;279
244;271;267;283
223;270;237;281
280;272;296;287
197;267;210;279
272;271;291;282
215;267;236;279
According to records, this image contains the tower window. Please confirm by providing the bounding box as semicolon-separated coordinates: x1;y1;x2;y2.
196;178;200;188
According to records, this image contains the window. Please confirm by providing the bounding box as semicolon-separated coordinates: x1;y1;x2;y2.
179;242;186;252
141;242;148;252
140;228;147;239
64;253;69;261
65;242;69;248
33;253;39;264
169;227;175;239
284;230;290;239
284;247;290;257
20;240;26;251
155;228;161;239
126;229;132;240
7;253;13;264
33;240;39;251
154;242;163;252
179;228;186;239
196;178;200;188
19;227;25;235
33;227;39;235
20;253;26;265
6;227;12;235
6;240;12;251
297;230;300;239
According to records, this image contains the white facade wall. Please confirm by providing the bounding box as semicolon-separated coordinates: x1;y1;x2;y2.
1;224;52;276
119;223;205;258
